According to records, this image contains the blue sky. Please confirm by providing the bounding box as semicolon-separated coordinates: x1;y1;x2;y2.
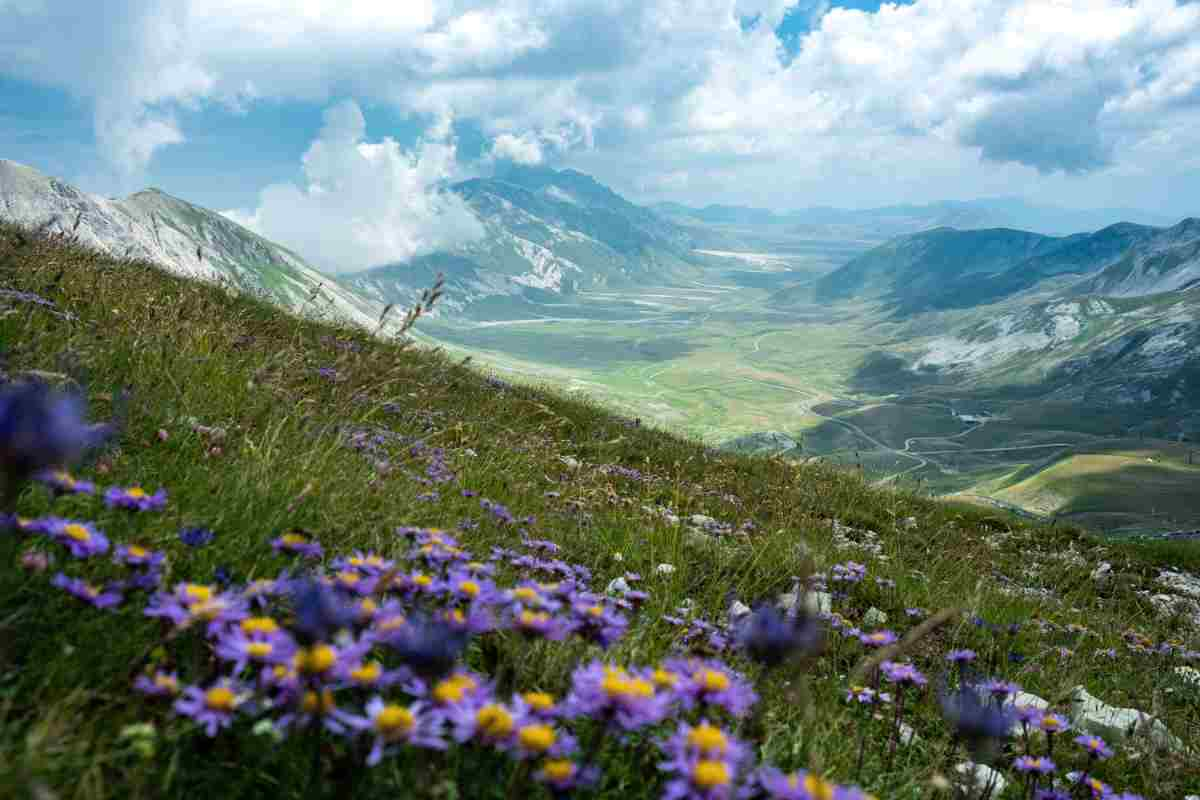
1;1;1198;269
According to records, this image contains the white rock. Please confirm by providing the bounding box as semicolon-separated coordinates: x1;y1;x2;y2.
952;762;1007;798
863;607;888;626
1158;569;1200;599
559;456;581;469
606;577;631;596
655;563;676;576
689;513;718;527
778;591;832;616
1173;666;1200;687
898;722;919;746
899;516;918;530
1068;685;1186;753
728;600;752;623
1090;562;1112;584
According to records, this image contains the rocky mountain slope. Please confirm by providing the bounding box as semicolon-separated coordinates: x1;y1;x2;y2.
902;220;1200;415
654;198;1175;239
0;159;381;329
342;165;700;319
807;223;1164;315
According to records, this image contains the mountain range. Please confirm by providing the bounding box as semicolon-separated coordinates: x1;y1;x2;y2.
2;156;1198;421
653;197;1177;239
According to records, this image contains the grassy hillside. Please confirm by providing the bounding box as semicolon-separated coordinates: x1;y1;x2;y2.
0;223;1197;800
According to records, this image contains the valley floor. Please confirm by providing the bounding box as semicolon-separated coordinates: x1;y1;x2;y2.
420;246;1200;537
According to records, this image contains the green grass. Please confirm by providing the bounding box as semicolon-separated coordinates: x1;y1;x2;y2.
0;224;1198;799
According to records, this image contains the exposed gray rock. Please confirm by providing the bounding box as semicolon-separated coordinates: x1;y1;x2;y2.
655;563;676;576
1173;666;1200;688
1068;685;1186;753
863;607;888;626
952;761;1007;798
899;516;918;530
1090;562;1112;584
728;600;752;624
778;590;832;616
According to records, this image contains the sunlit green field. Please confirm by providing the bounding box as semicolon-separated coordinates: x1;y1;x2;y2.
419;247;1200;536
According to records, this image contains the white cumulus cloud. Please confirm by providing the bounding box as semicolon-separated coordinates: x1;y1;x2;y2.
223;100;483;273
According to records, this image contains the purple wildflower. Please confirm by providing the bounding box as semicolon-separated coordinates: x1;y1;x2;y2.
1074;734;1114;760
665;657;758;718
563;662;672;731
271;531;324;559
36;469;95;496
946;649;978;664
50;573;123;609
104;485;167;512
881;661;927;687
859;629;898;648
1014;755;1056;774
939;685;1014;761
41;517;109;558
344;697;445;765
179;526;214;548
735;604;823;667
378;614;468;680
134;670;181;697
114;544;165;569
174;679;251;737
0;382;103;483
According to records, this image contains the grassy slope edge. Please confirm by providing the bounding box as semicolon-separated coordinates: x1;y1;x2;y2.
0;222;1197;799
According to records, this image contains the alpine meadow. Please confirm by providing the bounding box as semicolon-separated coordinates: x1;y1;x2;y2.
2;2;1200;800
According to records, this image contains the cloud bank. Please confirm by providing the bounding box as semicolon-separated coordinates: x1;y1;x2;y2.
223;100;483;273
3;0;1199;257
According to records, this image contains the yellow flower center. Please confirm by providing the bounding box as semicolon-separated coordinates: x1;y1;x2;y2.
241;617;278;635
476;704;515;738
281;533;308;546
63;524;91;542
377;615;405;631
539;582;559;592
540;759;574;782
520;610;549;626
204;687;237;712
446;608;466;625
459;580;480;598
351;662;382;685
518;724;556;753
296;644;336;674
375;705;415;738
588;605;605;618
466;561;486;571
184;584;213;603
188;598;225;620
687;723;728;754
804;775;835;800
128;545;148;558
601;668;654;699
523;691;555;711
302;689;335;715
653;668;679;688
433;675;477;704
692;760;730;788
358;598;378;618
413;574;433;587
127;487;146;498
337;571;360;585
154;674;179;693
696;669;730;693
513;587;538;602
246;642;273;659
